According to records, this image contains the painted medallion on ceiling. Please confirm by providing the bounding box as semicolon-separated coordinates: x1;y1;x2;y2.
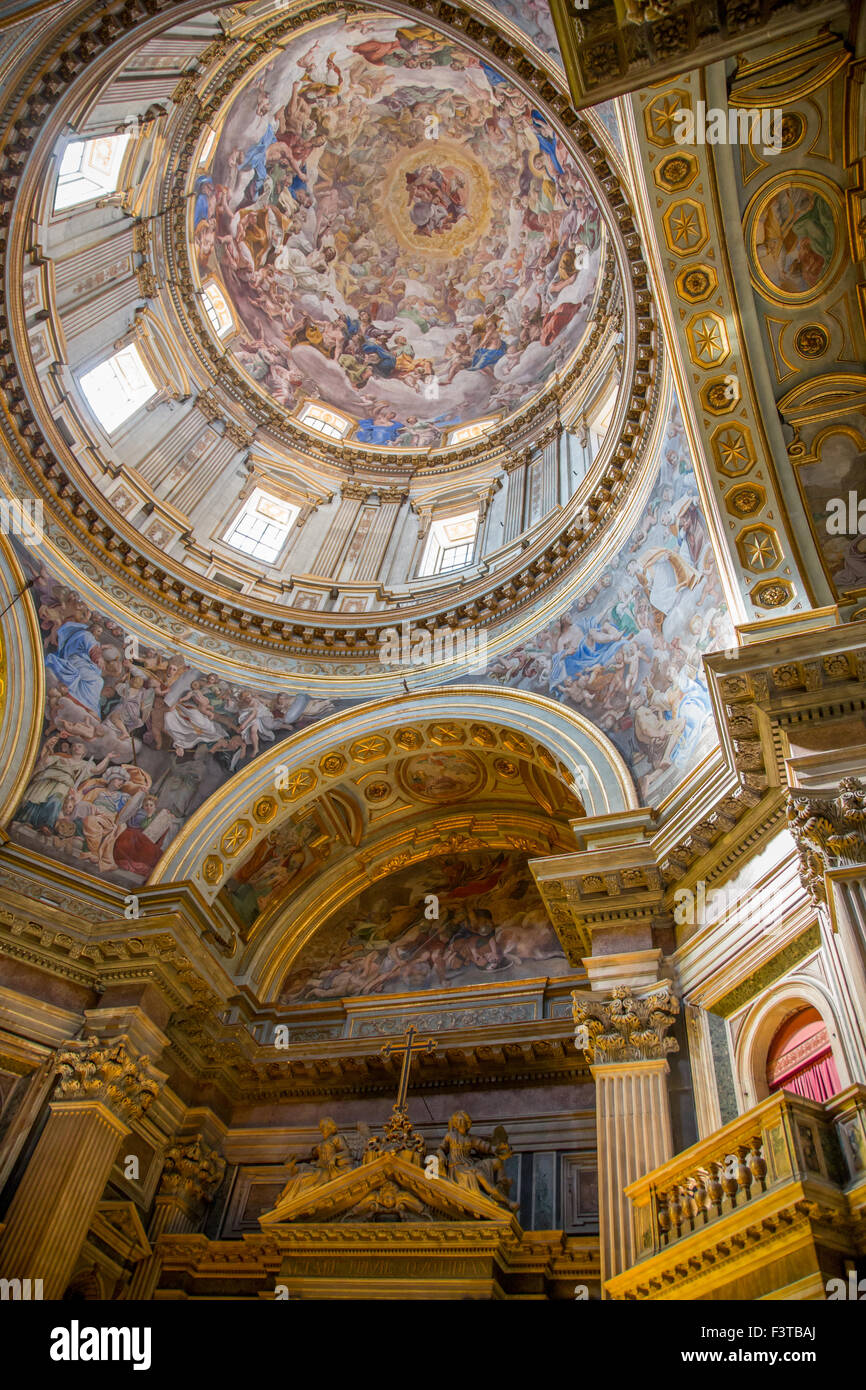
192;11;604;448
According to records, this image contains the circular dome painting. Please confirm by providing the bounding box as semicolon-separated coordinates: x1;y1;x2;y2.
192;11;605;449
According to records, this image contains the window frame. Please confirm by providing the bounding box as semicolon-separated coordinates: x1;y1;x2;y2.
53;133;132;213
418;510;479;578
221;487;300;567
78;343;158;436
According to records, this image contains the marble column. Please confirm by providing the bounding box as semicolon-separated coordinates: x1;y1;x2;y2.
0;1034;162;1299
788;778;866;1081
574;981;679;1291
126;1134;225;1300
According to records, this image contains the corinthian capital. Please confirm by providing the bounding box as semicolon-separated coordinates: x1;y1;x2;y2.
54;1033;161;1122
787;777;866;904
572;984;680;1064
159;1134;226;1205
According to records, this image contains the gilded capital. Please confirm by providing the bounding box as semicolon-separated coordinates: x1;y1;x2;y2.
787;777;866;904
572;984;680;1064
159;1134;226;1205
54;1033;162;1122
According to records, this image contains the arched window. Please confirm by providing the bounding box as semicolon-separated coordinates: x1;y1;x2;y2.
766;1006;840;1103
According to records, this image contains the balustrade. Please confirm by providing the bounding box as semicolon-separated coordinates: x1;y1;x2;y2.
624;1087;866;1261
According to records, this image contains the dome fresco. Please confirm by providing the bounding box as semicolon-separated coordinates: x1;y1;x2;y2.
192;11;605;448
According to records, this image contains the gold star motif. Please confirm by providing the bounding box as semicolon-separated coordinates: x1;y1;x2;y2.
745;535;776;569
670;207;700;246
692;317;725;363
717;430;749;468
285;770;315;798
651;97;684;138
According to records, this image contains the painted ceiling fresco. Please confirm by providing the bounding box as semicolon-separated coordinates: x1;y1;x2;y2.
486;0;563;63
481;405;733;804
193;11;604;447
279;850;570;1001
219;748;584;933
8;557;349;886
7;401;730;884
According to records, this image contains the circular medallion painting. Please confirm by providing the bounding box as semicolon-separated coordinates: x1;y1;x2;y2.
744;174;843;305
398;750;485;802
191;11;605;449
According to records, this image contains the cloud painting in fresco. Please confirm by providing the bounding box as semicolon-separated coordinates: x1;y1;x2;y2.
482;405;732;804
279;850;569;1001
194;11;603;448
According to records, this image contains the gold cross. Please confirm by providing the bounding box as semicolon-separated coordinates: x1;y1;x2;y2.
380;1025;437;1111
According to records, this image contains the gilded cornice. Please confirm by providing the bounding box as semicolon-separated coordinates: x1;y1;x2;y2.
548;0;845;108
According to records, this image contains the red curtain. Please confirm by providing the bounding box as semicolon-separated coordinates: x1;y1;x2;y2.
766;1007;841;1103
773;1052;840;1103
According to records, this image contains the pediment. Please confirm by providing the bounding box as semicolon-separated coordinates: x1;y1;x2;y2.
258;1152;519;1228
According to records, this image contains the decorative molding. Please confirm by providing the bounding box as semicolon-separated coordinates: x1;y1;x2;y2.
787;778;866;905
54;1032;162;1123
573;983;680;1063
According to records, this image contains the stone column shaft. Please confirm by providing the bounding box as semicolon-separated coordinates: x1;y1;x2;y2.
593;1060;673;1284
0;1102;129;1298
0;1034;161;1299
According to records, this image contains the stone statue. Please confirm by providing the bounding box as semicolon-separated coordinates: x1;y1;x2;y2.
277;1117;354;1204
437;1111;519;1211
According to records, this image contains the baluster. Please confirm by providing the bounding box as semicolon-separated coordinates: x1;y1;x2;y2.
693;1169;709;1224
736;1145;753;1199
706;1161;723;1216
657;1190;671;1244
748;1135;767;1192
721;1153;740;1207
683;1180;698;1231
669;1184;683;1233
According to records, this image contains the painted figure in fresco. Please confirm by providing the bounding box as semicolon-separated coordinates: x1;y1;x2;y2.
756;187;835;295
276;1117;354;1204
44;614;105;715
10;553;343;885
193;13;603;447
277;852;568;1002
16;736;111;831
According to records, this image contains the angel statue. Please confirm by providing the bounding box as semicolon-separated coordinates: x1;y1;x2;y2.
277;1116;354;1204
437;1111;519;1211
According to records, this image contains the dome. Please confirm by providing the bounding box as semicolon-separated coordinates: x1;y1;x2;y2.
2;0;658;668
191;13;605;451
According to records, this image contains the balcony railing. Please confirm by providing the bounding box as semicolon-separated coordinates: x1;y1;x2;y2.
625;1086;865;1264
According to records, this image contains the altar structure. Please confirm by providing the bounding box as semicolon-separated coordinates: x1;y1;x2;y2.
156;1099;597;1300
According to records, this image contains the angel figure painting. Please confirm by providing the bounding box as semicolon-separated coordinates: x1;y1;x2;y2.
279;851;569;1002
193;12;604;448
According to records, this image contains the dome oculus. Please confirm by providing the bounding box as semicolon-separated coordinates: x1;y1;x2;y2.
191;11;604;449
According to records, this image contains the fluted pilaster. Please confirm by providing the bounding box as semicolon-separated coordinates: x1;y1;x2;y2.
126;1135;225;1300
0;1034;162;1299
574;984;679;1290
